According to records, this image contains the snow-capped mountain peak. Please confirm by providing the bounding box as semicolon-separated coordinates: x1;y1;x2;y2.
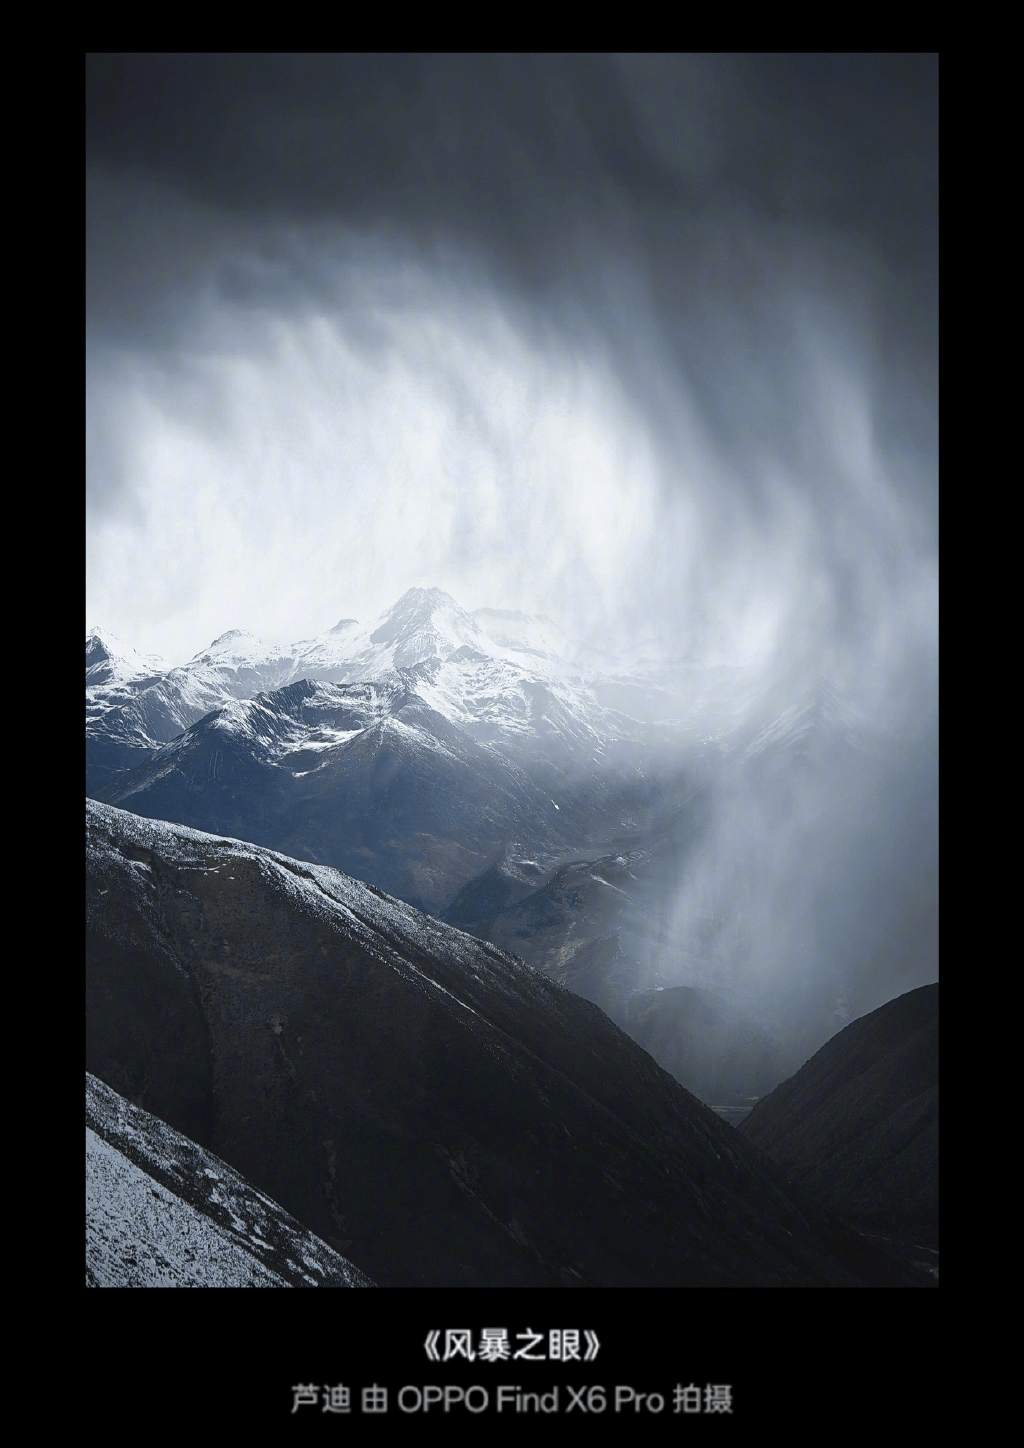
86;628;167;690
188;629;292;669
366;586;483;663
87;586;802;810
288;588;496;683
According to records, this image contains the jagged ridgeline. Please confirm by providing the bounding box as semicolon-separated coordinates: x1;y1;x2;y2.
87;589;708;912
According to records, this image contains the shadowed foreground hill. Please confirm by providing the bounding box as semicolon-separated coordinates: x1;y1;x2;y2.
739;984;938;1251
86;800;926;1287
87;1071;375;1287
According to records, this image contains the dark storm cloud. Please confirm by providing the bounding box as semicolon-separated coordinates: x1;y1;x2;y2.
87;54;935;369
87;54;937;677
85;54;935;279
86;52;937;518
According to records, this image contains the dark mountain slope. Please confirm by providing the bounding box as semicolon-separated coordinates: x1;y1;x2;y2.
87;800;926;1287
739;984;938;1249
86;1072;375;1287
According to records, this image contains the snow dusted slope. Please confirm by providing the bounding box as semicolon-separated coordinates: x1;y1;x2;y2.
86;1073;376;1287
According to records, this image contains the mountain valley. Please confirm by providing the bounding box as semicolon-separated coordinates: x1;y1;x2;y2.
86;799;931;1287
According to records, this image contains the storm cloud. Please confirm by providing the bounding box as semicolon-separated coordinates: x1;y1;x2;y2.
86;55;938;1027
86;55;935;662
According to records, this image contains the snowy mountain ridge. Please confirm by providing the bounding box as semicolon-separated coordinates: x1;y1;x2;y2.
87;585;892;816
86;627;167;691
87;589;689;794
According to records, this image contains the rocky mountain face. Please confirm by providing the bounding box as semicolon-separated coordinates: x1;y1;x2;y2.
739;984;938;1259
87;1072;375;1287
86;800;928;1287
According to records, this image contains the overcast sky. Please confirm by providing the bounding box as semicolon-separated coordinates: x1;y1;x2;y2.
86;55;938;1030
86;52;937;727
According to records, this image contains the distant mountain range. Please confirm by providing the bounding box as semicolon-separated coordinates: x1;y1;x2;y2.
89;588;914;1098
91;595;708;920
88;588;677;784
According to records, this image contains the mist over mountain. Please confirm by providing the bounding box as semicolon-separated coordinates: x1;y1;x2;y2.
88;584;936;1108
